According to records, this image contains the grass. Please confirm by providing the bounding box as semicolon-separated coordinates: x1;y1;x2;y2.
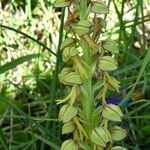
0;0;150;149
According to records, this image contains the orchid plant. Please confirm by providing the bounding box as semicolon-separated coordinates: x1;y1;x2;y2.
55;0;127;149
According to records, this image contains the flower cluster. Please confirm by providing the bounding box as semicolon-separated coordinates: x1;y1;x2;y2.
55;0;128;149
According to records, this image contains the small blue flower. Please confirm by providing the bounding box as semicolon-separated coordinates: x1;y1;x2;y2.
96;98;133;107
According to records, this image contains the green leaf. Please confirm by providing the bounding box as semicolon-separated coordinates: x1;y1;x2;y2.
54;0;70;7
33;133;60;150
91;1;109;14
98;56;118;71
0;54;39;74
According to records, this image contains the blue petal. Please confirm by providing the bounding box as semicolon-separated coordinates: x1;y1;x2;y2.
96;98;133;107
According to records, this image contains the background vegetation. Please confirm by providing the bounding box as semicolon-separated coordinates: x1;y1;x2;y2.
0;0;150;149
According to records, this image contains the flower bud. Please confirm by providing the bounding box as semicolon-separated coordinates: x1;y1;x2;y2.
109;126;127;141
102;104;123;122
111;146;128;150
62;121;76;134
61;139;79;150
90;126;111;147
98;56;118;71
59;104;78;123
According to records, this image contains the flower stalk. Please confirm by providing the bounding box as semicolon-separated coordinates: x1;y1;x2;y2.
55;0;127;149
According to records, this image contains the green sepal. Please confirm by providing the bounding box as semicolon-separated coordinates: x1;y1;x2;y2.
59;104;69;121
102;104;123;122
90;126;111;147
91;1;109;14
77;20;93;28
110;126;127;141
62;47;79;62
62;121;76;134
54;0;70;7
111;146;128;150
98;56;118;71
99;17;107;29
106;74;120;92
61;139;79;150
63;105;78;123
60;38;75;50
102;39;118;53
59;68;82;86
77;141;90;150
75;26;90;36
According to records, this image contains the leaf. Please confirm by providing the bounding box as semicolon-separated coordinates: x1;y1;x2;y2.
0;54;39;74
91;1;109;14
33;133;60;150
98;56;118;71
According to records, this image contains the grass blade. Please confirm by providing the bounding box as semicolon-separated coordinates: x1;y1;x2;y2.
0;128;8;150
0;54;38;74
33;133;60;150
119;48;150;106
0;24;59;58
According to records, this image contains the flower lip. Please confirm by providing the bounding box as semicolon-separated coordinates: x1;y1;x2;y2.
96;98;132;107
